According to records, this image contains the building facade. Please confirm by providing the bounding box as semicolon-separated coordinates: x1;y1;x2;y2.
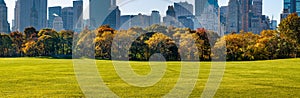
73;0;83;32
131;14;150;28
164;6;178;26
178;16;194;29
150;10;161;25
270;20;277;30
53;16;64;31
62;7;73;30
220;6;228;25
195;0;218;16
226;0;240;33
120;15;133;30
15;0;47;31
251;0;263;34
48;6;62;28
240;0;253;32
281;0;300;20
174;1;193;17
103;6;120;29
90;0;111;29
252;0;262;16
0;0;10;33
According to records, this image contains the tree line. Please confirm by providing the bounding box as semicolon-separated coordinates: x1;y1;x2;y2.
0;13;299;61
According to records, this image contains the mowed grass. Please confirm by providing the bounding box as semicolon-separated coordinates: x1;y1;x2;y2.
0;58;299;97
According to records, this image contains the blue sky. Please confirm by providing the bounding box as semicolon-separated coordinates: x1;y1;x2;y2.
5;0;282;25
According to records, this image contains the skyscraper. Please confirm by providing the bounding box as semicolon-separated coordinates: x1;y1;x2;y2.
48;6;62;28
284;0;295;13
195;0;219;32
0;0;10;33
53;16;64;31
281;0;300;20
252;0;262;16
195;0;218;16
103;6;120;29
226;0;240;33
131;13;150;28
164;6;177;26
62;7;73;30
34;0;47;31
150;10;161;25
73;0;83;32
240;0;253;32
251;0;263;34
178;16;194;29
120;15;133;30
220;6;228;25
90;0;111;29
174;1;193;17
270;20;277;30
295;0;300;15
166;6;176;18
111;0;116;7
15;0;47;31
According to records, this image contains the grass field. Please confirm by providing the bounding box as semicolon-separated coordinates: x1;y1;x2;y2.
0;58;299;97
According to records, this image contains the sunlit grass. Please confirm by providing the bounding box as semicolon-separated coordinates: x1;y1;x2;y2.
0;58;299;97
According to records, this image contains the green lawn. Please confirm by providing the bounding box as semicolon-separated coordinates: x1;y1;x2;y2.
0;58;299;97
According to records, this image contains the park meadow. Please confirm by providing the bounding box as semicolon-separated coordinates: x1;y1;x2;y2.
0;58;299;97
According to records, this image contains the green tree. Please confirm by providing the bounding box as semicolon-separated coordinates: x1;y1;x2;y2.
58;30;74;55
0;34;13;57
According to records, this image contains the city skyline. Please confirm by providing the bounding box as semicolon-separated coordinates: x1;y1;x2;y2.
4;0;282;28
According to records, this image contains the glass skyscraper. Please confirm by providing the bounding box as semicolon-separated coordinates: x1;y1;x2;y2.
296;0;300;15
14;0;47;31
48;6;62;28
281;0;300;20
282;0;300;17
0;0;10;33
195;0;219;16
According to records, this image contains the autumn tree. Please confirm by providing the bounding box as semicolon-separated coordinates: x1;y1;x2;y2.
22;40;37;56
145;33;179;61
24;27;38;41
94;25;115;59
9;31;25;56
278;13;300;57
74;30;94;58
214;31;259;61
36;29;59;56
254;30;297;59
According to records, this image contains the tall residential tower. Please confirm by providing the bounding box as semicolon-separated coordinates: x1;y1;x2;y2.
226;0;240;33
0;0;10;33
281;0;300;20
14;0;47;31
90;0;111;29
73;0;83;32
